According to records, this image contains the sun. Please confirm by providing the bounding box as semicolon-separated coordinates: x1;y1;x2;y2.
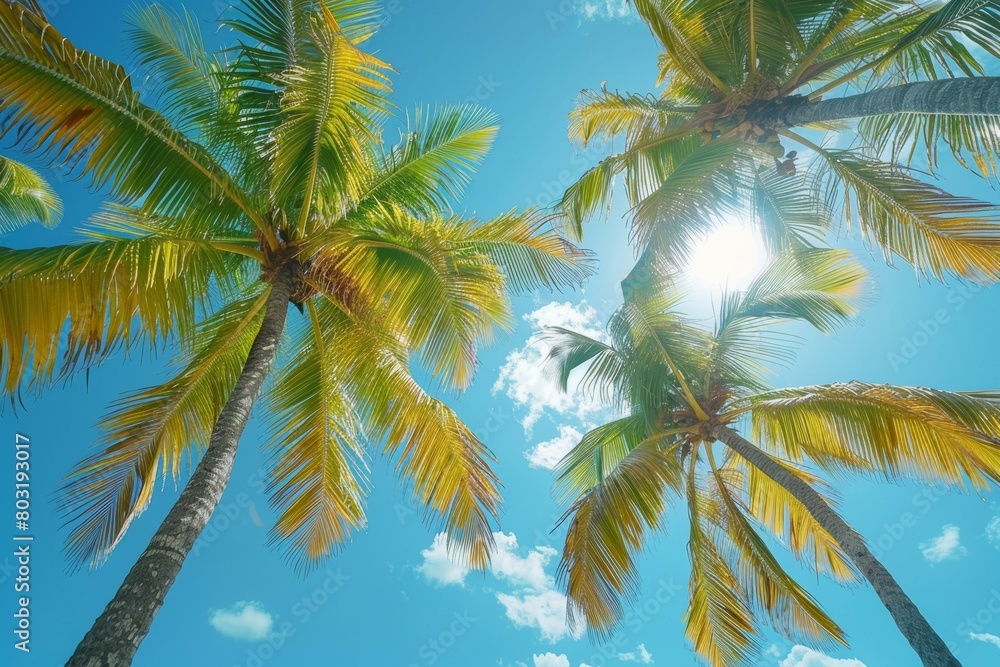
685;221;769;292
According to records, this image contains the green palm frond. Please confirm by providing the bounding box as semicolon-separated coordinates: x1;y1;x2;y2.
810;147;1000;281
125;4;220;137
727;454;860;583
327;318;502;569
59;291;267;569
269;4;391;235
0;154;60;231
706;454;848;649
559;441;684;637
0;2;268;240
360;105;499;215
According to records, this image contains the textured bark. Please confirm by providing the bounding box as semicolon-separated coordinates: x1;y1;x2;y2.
66;264;298;667
712;425;961;667
782;77;1000;127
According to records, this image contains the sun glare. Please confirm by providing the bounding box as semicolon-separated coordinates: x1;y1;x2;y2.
685;222;769;292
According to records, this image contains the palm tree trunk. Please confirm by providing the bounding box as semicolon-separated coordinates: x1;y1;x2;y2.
711;424;961;667
66;263;298;667
782;77;1000;127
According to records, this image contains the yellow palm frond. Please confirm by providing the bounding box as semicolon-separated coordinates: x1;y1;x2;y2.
0;2;268;240
0;236;242;395
746;382;1000;489
0;154;61;231
264;300;368;573
560;441;684;636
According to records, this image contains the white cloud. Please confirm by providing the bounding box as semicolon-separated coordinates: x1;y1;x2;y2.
416;533;471;587
533;653;570;667
618;643;654;663
526;425;584;470
986;515;1000;549
578;0;634;21
208;601;273;641
418;531;581;643
491;532;559;590
779;646;866;667
920;524;968;563
766;645;784;658
498;588;583;643
493;301;608;434
970;632;1000;649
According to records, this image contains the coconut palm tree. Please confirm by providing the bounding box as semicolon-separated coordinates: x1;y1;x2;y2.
559;0;1000;289
546;249;1000;666
0;2;589;665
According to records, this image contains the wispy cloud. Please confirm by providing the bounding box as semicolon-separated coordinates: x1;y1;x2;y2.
970;632;1000;649
578;0;635;22
208;601;273;641
920;524;968;563
618;643;654;663
779;645;867;667
986;515;1000;549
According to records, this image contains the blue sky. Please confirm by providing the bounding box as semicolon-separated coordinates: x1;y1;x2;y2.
4;1;1000;666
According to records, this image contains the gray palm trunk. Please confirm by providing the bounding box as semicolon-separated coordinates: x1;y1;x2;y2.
711;424;962;667
781;76;1000;126
66;264;298;667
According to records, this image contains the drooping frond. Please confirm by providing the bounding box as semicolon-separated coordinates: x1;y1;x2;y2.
726;454;860;583
705;456;848;650
559;441;684;637
0;154;60;231
751;167;831;253
59;291;268;569
325;317;502;569
0;2;266;238
812;148;1000;281
0;236;240;395
553;415;649;503
746;382;1000;489
264;301;367;573
685;465;759;667
858;112;1000;181
310;208;512;389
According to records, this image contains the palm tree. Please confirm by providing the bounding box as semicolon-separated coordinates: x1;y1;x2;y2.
546;250;1000;666
0;2;589;665
559;0;1000;289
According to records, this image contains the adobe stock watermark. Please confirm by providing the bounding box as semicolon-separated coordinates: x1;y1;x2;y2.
579;578;683;667
870;485;949;559
887;283;986;372
407;610;477;667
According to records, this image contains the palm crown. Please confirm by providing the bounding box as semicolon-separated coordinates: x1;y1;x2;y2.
0;0;590;573
559;0;1000;283
547;250;1000;666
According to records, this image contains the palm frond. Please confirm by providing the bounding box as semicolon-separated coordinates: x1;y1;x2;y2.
0;154;60;231
264;301;368;573
747;382;1000;489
